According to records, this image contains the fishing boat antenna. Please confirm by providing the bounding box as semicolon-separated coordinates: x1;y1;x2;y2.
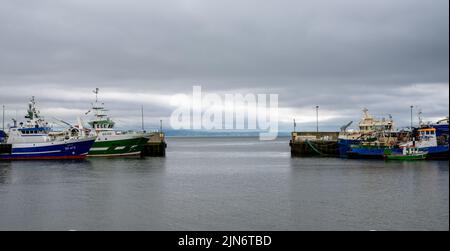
93;88;99;103
417;109;423;126
362;108;369;118
14;109;18;127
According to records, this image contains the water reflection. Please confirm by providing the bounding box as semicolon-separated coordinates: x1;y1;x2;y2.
0;163;12;184
0;137;448;230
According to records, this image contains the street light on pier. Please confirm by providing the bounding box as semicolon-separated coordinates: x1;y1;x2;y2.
410;105;414;131
316;106;319;134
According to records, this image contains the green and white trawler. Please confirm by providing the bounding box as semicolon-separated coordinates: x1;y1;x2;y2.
85;88;151;157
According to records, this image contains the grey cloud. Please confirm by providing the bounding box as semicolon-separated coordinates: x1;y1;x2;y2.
0;0;448;131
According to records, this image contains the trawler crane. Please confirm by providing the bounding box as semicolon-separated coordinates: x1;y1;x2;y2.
340;121;353;132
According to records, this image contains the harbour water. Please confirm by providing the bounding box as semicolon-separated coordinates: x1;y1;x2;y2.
0;137;448;231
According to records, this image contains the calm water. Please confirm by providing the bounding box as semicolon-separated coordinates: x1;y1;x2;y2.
0;137;448;231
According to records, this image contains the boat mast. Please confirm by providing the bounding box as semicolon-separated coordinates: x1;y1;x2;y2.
94;88;99;103
87;88;115;130
388;114;392;145
417;110;423;126
93;88;100;119
91;88;107;121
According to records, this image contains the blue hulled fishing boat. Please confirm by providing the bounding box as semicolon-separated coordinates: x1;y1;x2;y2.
0;97;96;160
348;119;449;160
348;144;399;159
338;109;396;158
401;126;449;160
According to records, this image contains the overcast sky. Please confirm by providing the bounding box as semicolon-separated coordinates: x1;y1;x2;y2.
0;0;448;131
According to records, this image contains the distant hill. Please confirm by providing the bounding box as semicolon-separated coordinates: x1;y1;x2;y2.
163;130;291;137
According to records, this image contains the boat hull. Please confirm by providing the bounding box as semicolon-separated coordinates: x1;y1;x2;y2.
88;136;150;157
347;146;396;159
0;138;95;160
385;154;427;161
420;145;449;160
338;139;361;158
348;145;449;160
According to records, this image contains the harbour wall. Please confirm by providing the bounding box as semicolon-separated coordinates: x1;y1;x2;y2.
289;131;340;157
141;132;167;157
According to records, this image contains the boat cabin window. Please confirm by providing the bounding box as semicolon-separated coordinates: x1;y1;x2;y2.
20;128;48;135
420;130;435;136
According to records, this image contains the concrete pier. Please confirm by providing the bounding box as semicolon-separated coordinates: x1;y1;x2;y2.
289;131;340;157
141;132;167;157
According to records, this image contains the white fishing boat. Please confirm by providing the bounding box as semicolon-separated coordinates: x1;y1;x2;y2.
84;88;152;157
0;97;96;160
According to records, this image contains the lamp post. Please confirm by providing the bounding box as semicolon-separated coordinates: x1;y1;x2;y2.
410;105;413;130
316;106;319;134
141;105;145;132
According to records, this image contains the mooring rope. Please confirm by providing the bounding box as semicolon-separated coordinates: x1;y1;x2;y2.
305;139;330;156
